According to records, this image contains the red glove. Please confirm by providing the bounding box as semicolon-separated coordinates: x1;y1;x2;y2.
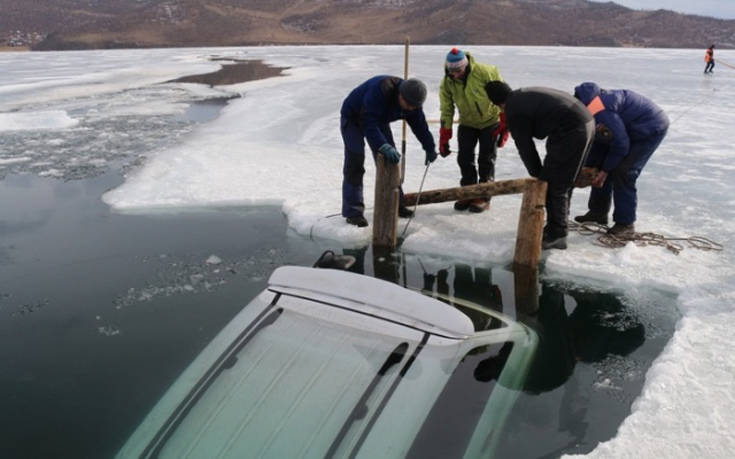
439;127;452;157
492;112;509;147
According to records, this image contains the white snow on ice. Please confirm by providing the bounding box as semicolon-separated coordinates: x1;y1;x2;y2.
0;110;78;131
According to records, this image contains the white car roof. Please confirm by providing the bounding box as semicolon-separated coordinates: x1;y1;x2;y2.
268;266;475;338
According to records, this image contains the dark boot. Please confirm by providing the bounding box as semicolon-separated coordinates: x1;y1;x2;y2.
468;198;490;213
346;215;368;227
542;234;568;250
574;211;608;225
398;206;414;218
453;199;471;211
607;223;635;237
542;226;568;250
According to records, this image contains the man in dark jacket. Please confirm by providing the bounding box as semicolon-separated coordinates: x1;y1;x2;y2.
341;76;437;227
485;81;594;250
573;82;669;236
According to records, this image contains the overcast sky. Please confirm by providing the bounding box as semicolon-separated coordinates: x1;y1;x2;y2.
593;0;735;19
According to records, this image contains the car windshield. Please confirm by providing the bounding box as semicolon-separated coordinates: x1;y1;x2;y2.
141;289;526;459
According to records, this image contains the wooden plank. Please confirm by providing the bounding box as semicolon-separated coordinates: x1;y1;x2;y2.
403;178;536;206
513;180;547;269
373;155;401;248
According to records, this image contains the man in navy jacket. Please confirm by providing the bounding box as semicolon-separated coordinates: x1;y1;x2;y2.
341;76;437;227
573;82;669;236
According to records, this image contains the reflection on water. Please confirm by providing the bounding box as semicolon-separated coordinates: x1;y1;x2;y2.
339;245;678;458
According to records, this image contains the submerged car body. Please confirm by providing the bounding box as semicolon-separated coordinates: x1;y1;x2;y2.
118;266;537;459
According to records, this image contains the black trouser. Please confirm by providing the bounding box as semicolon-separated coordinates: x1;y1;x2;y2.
705;60;715;73
541;120;595;238
457;124;498;186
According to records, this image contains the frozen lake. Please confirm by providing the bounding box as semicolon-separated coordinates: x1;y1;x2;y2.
1;46;733;457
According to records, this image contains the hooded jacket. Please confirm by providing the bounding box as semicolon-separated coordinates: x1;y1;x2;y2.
574;82;669;172
341;75;435;155
440;53;503;130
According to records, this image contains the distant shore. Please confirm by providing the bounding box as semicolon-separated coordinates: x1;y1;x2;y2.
0;46;30;52
168;59;288;86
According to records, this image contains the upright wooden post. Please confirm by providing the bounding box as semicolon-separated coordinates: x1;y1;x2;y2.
513;179;547;269
400;36;409;184
513;264;539;316
373;155;401;248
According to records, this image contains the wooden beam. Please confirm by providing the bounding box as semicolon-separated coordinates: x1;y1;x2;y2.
513;179;547;269
373;155;401;248
403;178;536;206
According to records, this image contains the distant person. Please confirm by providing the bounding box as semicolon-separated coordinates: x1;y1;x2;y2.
439;48;508;213
704;44;715;74
485;81;594;250
340;76;437;227
573;82;669;236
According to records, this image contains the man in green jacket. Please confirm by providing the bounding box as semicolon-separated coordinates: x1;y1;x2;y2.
439;48;509;213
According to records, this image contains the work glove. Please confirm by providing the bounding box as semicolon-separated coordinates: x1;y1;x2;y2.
425;149;437;165
439;127;452;157
492;112;509;147
591;170;608;188
378;143;401;163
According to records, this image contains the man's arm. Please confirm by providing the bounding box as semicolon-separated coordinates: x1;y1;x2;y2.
405;109;436;154
361;87;389;152
508;115;542;177
597;112;630;172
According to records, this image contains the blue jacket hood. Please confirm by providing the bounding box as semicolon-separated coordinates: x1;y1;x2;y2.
574;82;600;105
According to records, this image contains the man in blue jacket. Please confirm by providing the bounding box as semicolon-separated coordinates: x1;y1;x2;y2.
573;82;669;236
341;76;437;227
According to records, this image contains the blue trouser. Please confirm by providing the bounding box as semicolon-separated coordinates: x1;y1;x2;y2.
587;129;667;225
341;116;404;217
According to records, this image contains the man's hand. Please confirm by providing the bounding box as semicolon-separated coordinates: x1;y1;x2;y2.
439;127;452;157
425;149;437;165
378;143;401;163
591;170;608;188
492;112;509;147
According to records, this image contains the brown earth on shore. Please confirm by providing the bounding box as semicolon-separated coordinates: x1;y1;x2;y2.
8;0;733;51
169;59;288;86
0;46;30;52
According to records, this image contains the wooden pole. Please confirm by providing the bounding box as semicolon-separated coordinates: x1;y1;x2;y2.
403;178;536;206
513;179;547;269
373;155;401;248
513;264;539;316
400;36;409;184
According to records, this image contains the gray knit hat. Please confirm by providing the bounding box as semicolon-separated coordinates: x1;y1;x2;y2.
399;78;427;107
